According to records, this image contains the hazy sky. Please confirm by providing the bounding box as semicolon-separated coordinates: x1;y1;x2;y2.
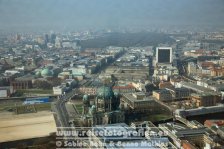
0;0;224;31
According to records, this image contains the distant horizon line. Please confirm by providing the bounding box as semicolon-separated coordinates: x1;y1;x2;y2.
0;24;224;34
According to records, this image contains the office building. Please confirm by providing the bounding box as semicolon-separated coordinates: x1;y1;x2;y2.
156;47;172;64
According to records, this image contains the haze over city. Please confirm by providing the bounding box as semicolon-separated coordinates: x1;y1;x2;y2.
1;1;224;149
0;0;224;32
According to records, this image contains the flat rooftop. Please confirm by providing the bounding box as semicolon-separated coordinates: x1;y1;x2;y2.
179;81;214;93
0;111;57;143
123;93;155;102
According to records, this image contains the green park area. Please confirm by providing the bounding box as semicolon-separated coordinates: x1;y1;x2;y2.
0;102;51;113
0;103;21;111
75;104;83;114
16;89;53;95
15;103;51;114
34;103;51;111
128;113;173;124
148;114;173;122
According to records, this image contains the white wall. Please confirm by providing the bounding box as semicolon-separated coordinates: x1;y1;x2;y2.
0;90;8;97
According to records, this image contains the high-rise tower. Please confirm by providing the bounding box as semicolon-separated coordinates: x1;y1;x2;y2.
156;47;172;64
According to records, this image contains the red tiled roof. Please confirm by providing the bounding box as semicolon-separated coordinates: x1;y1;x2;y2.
205;120;224;127
113;85;135;90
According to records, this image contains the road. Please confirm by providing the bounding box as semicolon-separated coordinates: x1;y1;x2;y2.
151;98;174;113
52;90;77;127
51;90;79;148
55;100;69;127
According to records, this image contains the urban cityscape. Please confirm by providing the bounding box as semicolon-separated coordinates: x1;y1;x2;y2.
0;0;224;149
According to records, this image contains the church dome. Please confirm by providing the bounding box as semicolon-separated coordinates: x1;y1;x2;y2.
97;86;114;99
114;92;119;97
83;94;89;104
83;94;88;101
35;71;41;76
41;68;53;77
89;105;96;115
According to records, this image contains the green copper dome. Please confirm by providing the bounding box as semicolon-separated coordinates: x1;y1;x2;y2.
114;92;119;97
35;71;41;76
89;105;96;115
97;86;114;99
41;68;53;77
83;94;89;105
83;94;88;101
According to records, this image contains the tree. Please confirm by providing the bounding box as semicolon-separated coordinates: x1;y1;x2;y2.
111;74;118;82
47;78;62;87
66;83;70;87
16;143;27;149
33;80;52;89
0;78;9;86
